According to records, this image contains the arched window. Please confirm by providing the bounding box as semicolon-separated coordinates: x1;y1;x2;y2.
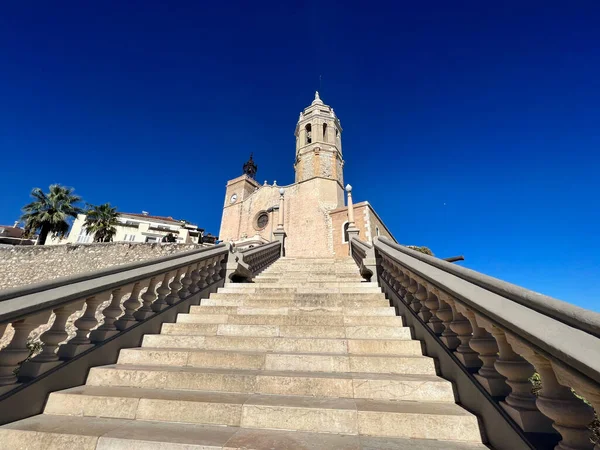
322;123;327;142
342;222;349;243
376;226;380;236
305;124;312;144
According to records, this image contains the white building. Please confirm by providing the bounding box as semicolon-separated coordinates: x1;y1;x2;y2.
48;212;206;245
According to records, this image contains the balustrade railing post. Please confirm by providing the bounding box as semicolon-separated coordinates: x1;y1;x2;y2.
20;300;85;377
454;302;510;396
116;281;146;330
165;268;185;305
552;364;600;450
90;287;128;342
178;265;195;299
152;272;173;312
423;289;444;334
135;276;159;321
476;316;554;433
211;256;222;283
440;293;481;369
0;311;52;391
59;292;111;358
506;334;595;449
434;294;460;350
190;263;202;293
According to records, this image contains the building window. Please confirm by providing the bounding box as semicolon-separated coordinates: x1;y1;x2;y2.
376;226;380;236
323;123;327;142
342;222;349;243
305;123;312;144
77;228;92;243
255;212;269;230
123;234;135;242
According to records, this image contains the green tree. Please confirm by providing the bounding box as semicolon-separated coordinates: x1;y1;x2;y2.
84;203;119;242
20;185;82;245
406;245;434;256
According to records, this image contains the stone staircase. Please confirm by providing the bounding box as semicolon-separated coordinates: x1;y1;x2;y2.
0;258;489;449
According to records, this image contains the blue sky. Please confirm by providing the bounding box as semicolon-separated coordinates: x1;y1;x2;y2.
1;2;599;311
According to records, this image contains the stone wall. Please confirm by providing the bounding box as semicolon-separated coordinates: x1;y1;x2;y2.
219;177;345;258
0;242;203;291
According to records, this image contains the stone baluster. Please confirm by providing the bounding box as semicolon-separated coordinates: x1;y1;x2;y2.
506;334;595;449
20;300;85;378
116;281;146;330
90;287;128;342
395;269;409;303
406;276;421;313
212;257;224;282
433;292;459;350
178;265;195;299
439;292;481;369
413;280;431;322
189;263;202;294
379;258;391;285
197;262;210;290
423;288;445;335
453;301;509;396
552;364;600;450
152;272;173;312
476;316;554;433
165;268;185;305
206;259;217;285
58;292;112;358
135;277;159;321
0;311;52;391
388;263;402;292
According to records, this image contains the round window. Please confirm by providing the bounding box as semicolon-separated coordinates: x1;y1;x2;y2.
256;212;269;229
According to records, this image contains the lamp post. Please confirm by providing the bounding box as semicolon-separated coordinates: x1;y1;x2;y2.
273;188;286;256
277;188;285;230
346;184;360;241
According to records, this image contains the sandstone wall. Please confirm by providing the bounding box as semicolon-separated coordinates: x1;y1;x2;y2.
330;203;369;259
0;242;203;291
220;177;345;258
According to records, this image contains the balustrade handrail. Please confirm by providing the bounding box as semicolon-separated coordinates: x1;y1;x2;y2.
239;241;280;256
0;245;223;303
372;236;600;337
0;244;228;325
363;236;600;383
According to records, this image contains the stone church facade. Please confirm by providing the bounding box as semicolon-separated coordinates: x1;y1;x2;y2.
219;92;396;258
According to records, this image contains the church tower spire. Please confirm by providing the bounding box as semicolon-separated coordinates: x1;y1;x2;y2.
294;92;344;186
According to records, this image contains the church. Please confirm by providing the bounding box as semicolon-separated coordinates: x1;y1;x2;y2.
219;92;396;258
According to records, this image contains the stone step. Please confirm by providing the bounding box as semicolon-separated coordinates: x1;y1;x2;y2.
218;286;382;293
0;415;489;449
210;291;386;299
252;279;374;285
188;305;397;316
141;335;420;354
88;364;446;399
43;387;480;441
161;322;411;339
118;348;434;374
176;313;404;326
256;274;362;280
202;298;390;308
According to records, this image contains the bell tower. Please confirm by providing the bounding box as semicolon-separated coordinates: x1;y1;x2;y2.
294;92;344;187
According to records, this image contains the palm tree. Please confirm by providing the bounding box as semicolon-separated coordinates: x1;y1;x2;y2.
84;203;119;242
21;184;82;245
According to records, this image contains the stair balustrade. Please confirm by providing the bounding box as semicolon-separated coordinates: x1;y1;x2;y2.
350;235;600;450
0;241;282;401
